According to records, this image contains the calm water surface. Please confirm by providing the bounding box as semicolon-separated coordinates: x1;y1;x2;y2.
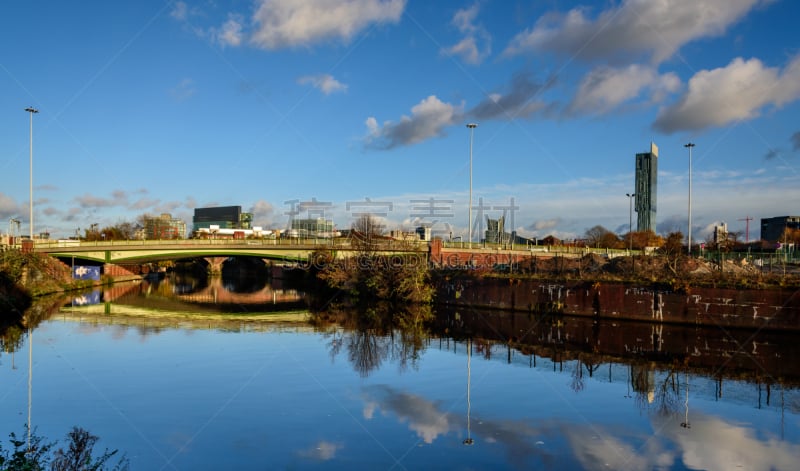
1;276;798;470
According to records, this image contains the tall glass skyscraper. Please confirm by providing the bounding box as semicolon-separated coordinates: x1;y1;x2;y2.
635;143;658;232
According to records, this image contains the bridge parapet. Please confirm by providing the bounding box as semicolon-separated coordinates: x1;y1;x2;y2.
35;238;428;264
34;238;430;252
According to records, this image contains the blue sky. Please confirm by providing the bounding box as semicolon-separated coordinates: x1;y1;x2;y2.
1;0;799;242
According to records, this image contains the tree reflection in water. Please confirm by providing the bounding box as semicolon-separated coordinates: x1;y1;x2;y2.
310;302;434;377
312;304;800;424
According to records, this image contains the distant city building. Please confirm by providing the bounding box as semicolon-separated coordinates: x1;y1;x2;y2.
193;206;252;233
634;142;658;232
390;229;421;241
290;218;334;237
485;217;508;244
540;235;561;246
143;213;186;240
760;216;800;243
484;216;532;246
713;222;728;245
415;225;432;241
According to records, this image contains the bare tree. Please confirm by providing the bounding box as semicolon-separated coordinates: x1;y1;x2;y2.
660;231;685;275
351;214;384;254
584;225;620;249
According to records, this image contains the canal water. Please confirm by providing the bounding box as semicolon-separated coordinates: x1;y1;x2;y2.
1;275;799;470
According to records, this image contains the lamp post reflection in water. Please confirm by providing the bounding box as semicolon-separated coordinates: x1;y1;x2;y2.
27;327;32;450
625;364;632;399
463;338;474;446
680;370;690;429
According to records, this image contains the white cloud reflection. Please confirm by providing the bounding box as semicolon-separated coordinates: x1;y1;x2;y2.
362;385;799;470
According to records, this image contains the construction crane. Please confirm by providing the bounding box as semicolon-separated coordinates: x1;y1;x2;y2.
738;216;753;243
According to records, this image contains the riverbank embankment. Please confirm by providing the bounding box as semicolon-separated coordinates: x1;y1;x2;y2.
434;275;800;331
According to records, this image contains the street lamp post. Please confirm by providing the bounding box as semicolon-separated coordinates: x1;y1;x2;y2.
466;123;477;249
626;193;635;252
25;107;38;241
684;143;695;256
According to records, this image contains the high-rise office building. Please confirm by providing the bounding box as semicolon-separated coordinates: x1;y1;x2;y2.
143;213;187;240
192;205;253;233
634;142;658;232
761;216;800;243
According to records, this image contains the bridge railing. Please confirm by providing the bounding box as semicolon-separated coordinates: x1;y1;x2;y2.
33;237;431;252
34;238;634;255
440;240;639;258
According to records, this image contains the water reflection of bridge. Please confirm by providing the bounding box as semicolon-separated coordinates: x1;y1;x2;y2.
175;277;304;305
96;277;307;314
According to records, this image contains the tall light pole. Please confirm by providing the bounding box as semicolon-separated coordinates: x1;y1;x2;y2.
626;193;635;251
466;123;477;248
684;143;695;256
25;107;39;240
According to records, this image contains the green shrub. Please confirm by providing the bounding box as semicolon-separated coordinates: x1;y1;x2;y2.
0;426;128;471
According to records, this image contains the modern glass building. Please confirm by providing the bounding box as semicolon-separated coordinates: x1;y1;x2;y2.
485;217;507;244
290;218;334;237
192;206;252;233
143;213;187;240
760;216;800;243
634;143;658;233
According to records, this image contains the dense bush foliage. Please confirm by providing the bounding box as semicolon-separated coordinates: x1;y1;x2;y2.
0;251;73;296
0;426;128;471
315;252;433;304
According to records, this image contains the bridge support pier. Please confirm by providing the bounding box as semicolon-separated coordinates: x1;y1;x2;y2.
104;263;144;278
205;257;227;276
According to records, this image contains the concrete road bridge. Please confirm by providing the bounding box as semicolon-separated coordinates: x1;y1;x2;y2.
31;238;594;277
34;238;429;264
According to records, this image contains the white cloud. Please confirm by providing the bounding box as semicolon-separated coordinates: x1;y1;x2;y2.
170;1;189;21
528;218;561;232
0;193;25;220
185;196;197;210
250;0;406;49
362;387;452;444
365;95;463;149
654;56;800;133
153;201;184;214
42;207;61;217
169;78;197;102
570;64;679;115
658;414;800;471
469;72;554;120
299;441;342;460
452;2;479;34
169;0;207;41
297;74;348;94
130;198;160;211
504;0;767;63
74;191;129;209
441;3;491;65
216;14;245;47
443;37;483;65
250;199;275;227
